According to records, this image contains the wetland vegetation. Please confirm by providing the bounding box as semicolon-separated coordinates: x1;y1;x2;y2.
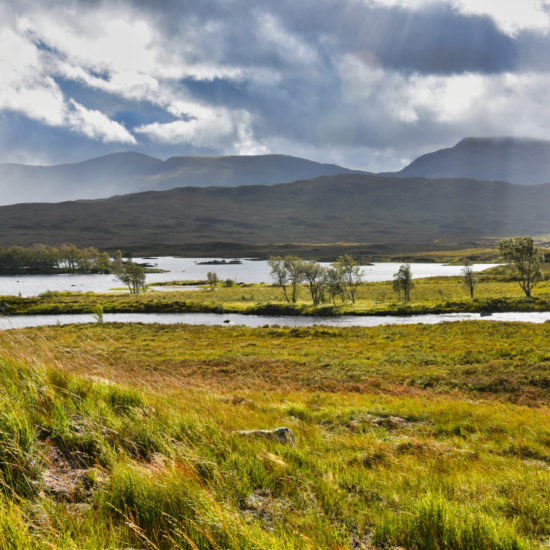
3;261;550;318
0;243;549;548
0;321;547;548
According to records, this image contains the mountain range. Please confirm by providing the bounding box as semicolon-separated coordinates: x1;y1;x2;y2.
2;136;550;254
0;153;363;205
0;173;549;254
3;136;550;207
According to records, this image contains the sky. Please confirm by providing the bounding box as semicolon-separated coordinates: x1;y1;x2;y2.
1;0;550;171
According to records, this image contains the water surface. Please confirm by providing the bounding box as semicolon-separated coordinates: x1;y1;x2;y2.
1;311;549;330
0;258;496;297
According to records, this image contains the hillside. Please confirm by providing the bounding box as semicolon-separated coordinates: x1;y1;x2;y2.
0;153;362;205
391;137;550;185
0;173;549;254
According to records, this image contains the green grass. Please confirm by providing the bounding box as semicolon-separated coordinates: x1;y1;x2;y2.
0;322;547;547
3;266;550;317
10;322;550;403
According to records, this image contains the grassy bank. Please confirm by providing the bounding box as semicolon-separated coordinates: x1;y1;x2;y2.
0;322;547;548
3;268;550;317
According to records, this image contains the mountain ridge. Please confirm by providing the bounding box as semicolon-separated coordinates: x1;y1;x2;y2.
389;136;550;185
0;152;365;206
1;173;549;254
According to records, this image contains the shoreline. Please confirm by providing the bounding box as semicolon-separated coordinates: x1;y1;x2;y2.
2;295;550;318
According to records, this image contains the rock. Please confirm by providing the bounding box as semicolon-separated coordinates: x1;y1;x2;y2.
42;468;90;501
40;444;104;502
239;488;289;526
235;427;296;447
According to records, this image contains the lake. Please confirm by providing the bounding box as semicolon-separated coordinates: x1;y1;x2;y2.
0;258;496;297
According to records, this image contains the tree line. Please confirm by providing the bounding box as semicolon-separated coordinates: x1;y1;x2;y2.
0;244;112;274
268;255;363;305
0;244;147;294
268;237;545;306
390;237;545;302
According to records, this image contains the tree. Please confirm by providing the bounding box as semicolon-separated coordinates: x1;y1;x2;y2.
393;264;413;302
462;259;478;299
283;256;304;303
498;236;544;298
97;252;112;273
333;255;362;303
60;244;80;272
268;256;290;303
301;260;326;305
324;267;345;304
207;271;218;291
113;257;146;294
112;250;124;274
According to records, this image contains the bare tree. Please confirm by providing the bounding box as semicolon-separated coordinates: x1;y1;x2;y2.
207;271;219;291
324;267;345;304
301;260;326;305
114;258;146;294
283;256;304;303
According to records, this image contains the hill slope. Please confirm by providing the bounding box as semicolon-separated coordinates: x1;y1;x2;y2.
0;173;549;253
392;137;550;185
0;153;362;205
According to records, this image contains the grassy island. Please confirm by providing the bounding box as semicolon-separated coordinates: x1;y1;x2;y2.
2;265;550;317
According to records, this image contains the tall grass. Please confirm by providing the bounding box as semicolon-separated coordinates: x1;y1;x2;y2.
0;327;546;548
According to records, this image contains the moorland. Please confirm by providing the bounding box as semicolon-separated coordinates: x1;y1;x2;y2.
0;318;547;549
1;175;550;255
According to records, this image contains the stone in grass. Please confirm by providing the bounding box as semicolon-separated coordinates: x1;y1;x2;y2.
234;427;296;447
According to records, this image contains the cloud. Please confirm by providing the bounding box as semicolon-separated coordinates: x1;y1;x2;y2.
67;99;136;143
0;9;136;145
1;0;550;171
135;103;268;154
368;0;550;35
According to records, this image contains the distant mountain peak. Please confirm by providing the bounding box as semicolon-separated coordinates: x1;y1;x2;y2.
395;136;550;185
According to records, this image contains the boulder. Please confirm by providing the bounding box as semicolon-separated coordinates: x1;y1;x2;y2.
234;427;296;447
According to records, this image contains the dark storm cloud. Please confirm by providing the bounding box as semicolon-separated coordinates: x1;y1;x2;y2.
132;0;518;75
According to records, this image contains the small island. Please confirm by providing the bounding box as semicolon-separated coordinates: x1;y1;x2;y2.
0;244;166;275
195;259;242;265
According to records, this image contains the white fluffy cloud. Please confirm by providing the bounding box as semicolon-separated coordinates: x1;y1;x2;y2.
67;100;136;144
2;3;263;151
0;14;135;144
135;103;268;154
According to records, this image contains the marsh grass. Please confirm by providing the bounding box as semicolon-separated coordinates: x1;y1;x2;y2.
4;267;550;318
0;324;547;548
